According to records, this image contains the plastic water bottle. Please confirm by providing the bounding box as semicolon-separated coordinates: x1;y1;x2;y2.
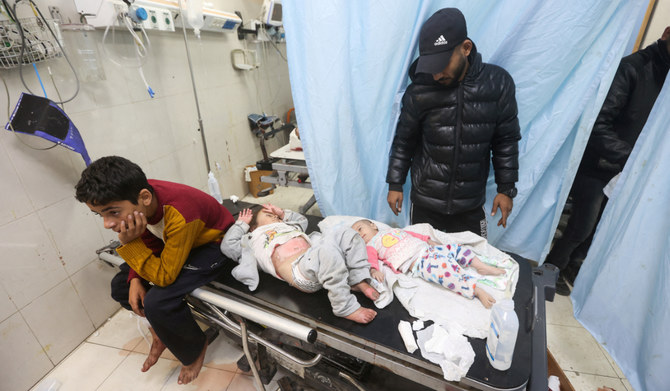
486;299;519;370
207;171;223;203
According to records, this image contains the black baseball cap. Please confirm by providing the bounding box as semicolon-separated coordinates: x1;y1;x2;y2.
416;8;468;74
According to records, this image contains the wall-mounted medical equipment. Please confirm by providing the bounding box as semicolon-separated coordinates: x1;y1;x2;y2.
74;0;240;33
5;93;92;165
59;23;106;81
0;15;62;69
231;48;259;71
261;0;282;27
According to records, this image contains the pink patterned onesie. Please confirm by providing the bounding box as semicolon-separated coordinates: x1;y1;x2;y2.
366;228;478;299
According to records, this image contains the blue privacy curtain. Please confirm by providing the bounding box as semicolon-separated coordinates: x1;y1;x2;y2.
571;76;670;391
283;0;645;262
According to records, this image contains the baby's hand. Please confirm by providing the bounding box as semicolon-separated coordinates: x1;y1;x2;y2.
237;208;253;224
371;268;385;282
262;204;284;220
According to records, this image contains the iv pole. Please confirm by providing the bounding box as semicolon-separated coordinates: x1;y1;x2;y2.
177;0;211;173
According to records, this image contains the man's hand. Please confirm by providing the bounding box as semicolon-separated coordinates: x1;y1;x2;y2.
118;211;147;245
237;208;253;224
128;278;147;317
491;193;513;228
387;190;403;216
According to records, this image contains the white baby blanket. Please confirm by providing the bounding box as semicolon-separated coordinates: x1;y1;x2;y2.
384;223;519;339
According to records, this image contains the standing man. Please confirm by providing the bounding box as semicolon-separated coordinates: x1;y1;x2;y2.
387;8;521;237
546;27;670;295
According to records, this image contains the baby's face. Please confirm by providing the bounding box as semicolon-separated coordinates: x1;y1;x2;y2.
256;210;282;227
352;221;378;243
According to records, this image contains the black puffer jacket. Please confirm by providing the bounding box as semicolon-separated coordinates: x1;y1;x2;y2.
386;43;520;214
579;39;670;181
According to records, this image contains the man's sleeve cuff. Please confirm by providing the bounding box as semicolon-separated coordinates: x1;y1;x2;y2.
496;183;515;193
388;183;404;192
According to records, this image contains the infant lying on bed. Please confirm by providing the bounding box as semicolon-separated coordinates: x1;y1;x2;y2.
221;204;380;324
352;220;505;308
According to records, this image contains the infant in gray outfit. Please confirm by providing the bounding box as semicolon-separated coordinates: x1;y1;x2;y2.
221;204;379;324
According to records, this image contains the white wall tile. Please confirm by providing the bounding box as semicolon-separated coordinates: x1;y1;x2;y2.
0;285;17;324
142;142;205;189
70;260;121;328
0;312;54;391
21;279;95;363
68;104;148;166
1;132;82;210
30;343;130;391
143;37;194;98
129;98;180;162
0;214;68;308
0;142;34;226
161;93;201;150
37;197;105;276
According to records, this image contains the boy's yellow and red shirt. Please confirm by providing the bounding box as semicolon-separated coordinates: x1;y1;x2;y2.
116;179;234;287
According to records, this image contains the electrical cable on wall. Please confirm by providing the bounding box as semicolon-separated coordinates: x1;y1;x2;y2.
101;4;155;98
11;0;80;104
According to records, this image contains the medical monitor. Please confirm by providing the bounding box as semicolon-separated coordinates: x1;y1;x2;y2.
261;0;282;27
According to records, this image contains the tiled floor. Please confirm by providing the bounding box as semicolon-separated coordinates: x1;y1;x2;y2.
30;187;633;391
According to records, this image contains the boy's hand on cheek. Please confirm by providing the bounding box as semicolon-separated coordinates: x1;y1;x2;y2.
119;211;147;245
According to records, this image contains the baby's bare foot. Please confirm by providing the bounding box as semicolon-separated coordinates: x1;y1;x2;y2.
344;307;377;324
142;328;166;372
178;342;207;384
352;281;380;301
471;258;506;276
474;286;496;309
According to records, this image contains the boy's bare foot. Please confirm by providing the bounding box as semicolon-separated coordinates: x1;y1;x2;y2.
178;341;207;385
352;281;380;301
344;307;377;323
142;328;166;372
471;258;506;276
474;286;496;309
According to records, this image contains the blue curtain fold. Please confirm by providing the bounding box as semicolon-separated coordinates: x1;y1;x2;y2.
572;75;670;391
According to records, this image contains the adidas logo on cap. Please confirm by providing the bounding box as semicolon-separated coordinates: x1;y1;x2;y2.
434;35;448;46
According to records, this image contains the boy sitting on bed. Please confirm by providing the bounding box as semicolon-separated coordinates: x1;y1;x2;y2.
75;156;234;385
221;204;379;324
352;219;505;308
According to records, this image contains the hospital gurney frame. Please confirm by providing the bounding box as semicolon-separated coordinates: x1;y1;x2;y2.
257;144;317;214
96;201;557;391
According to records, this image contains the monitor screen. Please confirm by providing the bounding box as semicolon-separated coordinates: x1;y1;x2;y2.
271;3;282;23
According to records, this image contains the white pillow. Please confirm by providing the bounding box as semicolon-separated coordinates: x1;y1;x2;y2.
318;215;392;235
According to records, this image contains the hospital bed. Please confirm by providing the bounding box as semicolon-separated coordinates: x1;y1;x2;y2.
256;141;317;214
97;199;557;391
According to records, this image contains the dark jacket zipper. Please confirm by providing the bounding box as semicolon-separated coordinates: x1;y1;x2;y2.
448;83;464;213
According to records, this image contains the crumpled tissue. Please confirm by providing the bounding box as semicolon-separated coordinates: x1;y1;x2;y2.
416;323;475;381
